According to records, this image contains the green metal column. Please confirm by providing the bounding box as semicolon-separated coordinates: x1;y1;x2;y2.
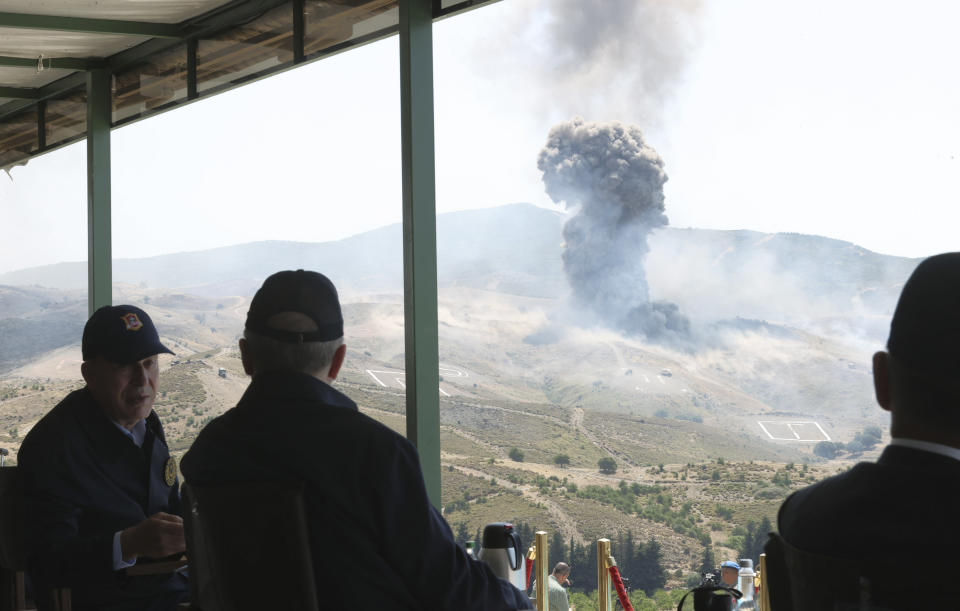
399;0;441;508
86;69;112;314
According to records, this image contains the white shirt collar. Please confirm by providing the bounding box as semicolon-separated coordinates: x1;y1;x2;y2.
889;437;960;463
112;418;147;448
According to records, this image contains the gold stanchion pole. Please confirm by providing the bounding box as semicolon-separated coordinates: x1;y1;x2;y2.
536;531;549;611
597;538;611;611
759;553;771;611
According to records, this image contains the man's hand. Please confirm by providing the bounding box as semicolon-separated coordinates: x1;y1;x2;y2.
120;512;185;561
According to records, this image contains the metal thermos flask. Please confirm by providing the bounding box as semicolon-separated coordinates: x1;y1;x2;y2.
736;559;756;609
477;522;526;592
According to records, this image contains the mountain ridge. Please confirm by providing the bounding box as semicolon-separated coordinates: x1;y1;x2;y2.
0;203;918;301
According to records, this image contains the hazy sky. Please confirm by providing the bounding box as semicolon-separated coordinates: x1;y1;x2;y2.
1;0;958;275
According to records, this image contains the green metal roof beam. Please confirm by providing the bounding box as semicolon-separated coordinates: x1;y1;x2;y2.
0;86;38;99
0;11;186;38
0;71;84;120
0;56;103;70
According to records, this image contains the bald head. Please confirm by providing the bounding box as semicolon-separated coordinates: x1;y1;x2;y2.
874;253;960;442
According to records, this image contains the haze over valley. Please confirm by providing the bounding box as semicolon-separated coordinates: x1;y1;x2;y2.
0;202;920;582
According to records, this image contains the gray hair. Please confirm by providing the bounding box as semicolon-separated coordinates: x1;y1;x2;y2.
243;314;343;378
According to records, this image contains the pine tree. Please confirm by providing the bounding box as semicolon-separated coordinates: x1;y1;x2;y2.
550;530;567;567
455;522;471;547
754;516;773;561
699;545;716;573
634;538;666;595
567;538;597;593
740;520;756;562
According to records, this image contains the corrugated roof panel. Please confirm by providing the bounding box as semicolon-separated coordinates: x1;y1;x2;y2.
0;0;230;23
0;27;148;59
0;0;502;170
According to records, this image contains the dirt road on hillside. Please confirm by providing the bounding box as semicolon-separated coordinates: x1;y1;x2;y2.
571;406;637;468
450;464;586;545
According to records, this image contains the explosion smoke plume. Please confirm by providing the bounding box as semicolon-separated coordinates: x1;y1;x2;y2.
538;118;689;342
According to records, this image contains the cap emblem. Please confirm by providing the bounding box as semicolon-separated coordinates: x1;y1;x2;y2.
122;313;143;331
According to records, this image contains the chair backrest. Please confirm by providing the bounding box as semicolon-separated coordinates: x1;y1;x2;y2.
764;533;956;611
0;468;25;571
182;481;319;611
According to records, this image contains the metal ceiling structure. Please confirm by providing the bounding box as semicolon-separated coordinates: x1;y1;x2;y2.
0;0;499;506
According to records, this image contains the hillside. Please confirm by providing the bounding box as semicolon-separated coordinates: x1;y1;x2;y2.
0;203;566;296
0;203;919;376
0;203;914;580
0;202;917;307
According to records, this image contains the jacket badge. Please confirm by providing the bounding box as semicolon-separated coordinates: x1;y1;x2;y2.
164;457;178;486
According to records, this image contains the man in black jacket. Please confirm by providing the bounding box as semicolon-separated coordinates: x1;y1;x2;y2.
181;270;530;610
778;252;960;562
18;305;188;611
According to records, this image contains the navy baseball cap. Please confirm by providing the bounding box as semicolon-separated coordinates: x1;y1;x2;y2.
82;305;173;364
887;252;960;374
246;270;343;343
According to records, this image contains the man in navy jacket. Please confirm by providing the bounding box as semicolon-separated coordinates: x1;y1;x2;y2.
18;305;188;611
182;270;531;610
777;253;960;565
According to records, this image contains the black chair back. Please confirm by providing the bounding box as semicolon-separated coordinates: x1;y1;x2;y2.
0;468;25;572
764;532;956;610
182;481;319;611
0;467;27;611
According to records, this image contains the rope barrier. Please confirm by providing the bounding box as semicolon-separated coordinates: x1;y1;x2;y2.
607;557;634;611
525;546;536;592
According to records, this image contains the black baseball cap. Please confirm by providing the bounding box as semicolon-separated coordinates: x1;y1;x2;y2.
246;270;343;343
887;252;960;374
82;305;174;364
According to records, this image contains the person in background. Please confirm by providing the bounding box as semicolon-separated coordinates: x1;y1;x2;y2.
719;560;740;589
548;562;572;611
181;270;530;610
18;305;187;611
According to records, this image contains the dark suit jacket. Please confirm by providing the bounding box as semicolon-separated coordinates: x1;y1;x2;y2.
778;444;960;560
181;370;530;611
17;388;187;611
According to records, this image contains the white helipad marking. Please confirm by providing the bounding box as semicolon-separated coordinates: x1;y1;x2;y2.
366;370;389;387
394;378;451;396
758;421;831;442
365;368;456;397
439;367;467;378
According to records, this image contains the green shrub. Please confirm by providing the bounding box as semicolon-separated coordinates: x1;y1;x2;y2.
598;456;618;474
